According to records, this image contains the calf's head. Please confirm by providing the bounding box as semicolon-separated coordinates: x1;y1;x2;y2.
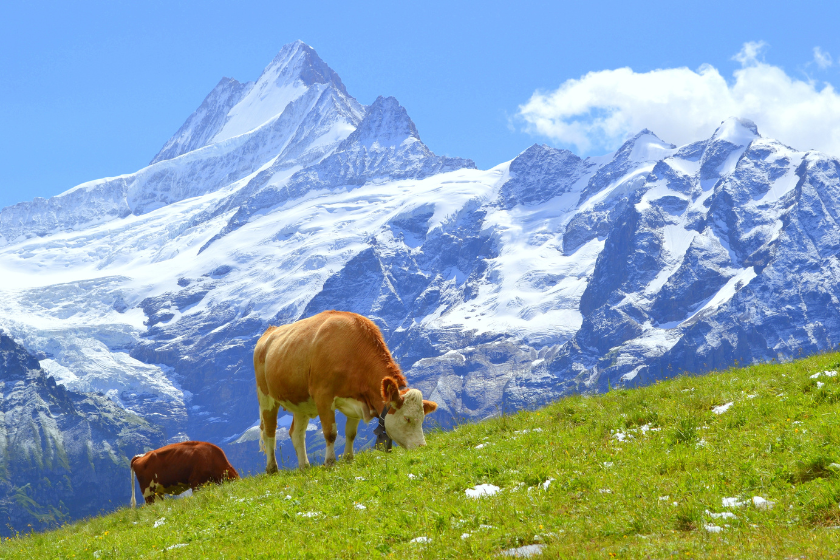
382;377;437;449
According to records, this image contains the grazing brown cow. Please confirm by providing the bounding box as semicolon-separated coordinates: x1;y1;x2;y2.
254;310;438;471
130;441;239;507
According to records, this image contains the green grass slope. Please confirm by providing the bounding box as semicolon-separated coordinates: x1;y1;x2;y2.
4;352;840;559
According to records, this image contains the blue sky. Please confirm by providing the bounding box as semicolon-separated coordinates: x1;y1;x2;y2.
1;0;839;210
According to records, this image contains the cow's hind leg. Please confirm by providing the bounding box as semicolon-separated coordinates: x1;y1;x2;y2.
289;413;311;469
258;389;281;474
343;416;360;461
317;404;338;466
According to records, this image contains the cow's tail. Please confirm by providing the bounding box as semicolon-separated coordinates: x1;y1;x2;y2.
130;462;136;508
130;453;144;508
259;418;266;454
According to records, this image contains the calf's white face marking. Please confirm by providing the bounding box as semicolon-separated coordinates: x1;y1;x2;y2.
384;389;428;449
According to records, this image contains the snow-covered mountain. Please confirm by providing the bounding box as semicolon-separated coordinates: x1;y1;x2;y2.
1;41;840;533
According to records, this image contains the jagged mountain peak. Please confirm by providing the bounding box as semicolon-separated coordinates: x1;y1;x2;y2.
710;117;760;147
152;41;354;164
619;128;677;163
340;95;420;150
498;143;590;210
210;41;350;144
697;117;760;181
576;129;676;205
521;143;578;158
282;93;473;191
264;40;349;96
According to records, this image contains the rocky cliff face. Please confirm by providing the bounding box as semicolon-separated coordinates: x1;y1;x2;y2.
0;332;163;536
1;43;839;529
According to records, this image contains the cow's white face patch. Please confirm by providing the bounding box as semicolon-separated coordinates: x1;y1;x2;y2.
384;389;427;449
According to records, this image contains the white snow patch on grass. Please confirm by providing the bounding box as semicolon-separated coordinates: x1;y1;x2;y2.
410;536;432;543
722;497;747;508
752;496;774;510
712;402;734;415
706;510;737;519
465;484;501;498
498;544;546;557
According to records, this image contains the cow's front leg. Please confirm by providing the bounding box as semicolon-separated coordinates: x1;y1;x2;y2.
290;413;311;469
317;405;338;466
343;416;360;461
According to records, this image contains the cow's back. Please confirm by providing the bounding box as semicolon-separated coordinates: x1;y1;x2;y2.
255;311;399;406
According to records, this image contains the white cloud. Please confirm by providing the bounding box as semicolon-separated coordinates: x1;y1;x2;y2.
517;41;840;158
732;41;767;66
813;47;833;69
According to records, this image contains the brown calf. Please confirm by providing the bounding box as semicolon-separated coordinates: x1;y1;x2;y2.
130;441;239;507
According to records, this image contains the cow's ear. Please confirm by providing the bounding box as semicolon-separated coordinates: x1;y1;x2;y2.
422;400;438;415
381;377;405;409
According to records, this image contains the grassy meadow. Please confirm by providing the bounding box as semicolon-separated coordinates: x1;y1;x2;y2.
4;352;840;558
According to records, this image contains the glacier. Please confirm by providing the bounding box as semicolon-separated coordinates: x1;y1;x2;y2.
1;41;840;533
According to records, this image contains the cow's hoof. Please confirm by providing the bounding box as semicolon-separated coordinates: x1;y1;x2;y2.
343;455;354;462
266;464;278;475
324;457;336;467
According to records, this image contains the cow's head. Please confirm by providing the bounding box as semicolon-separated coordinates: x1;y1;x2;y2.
382;377;437;449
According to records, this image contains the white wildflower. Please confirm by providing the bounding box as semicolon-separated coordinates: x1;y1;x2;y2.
296;511;323;518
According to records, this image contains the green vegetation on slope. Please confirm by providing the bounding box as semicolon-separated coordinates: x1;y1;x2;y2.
4;352;840;558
